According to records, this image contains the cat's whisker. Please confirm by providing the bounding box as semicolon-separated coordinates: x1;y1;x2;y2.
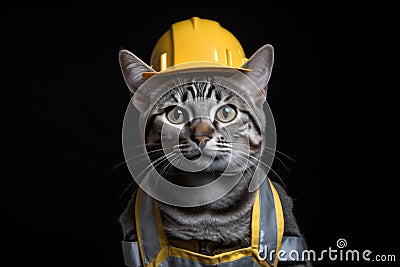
260;147;291;172
163;154;181;176
174;154;186;170
216;143;233;153
134;148;168;159
215;172;238;177
232;141;293;172
158;153;179;176
109;161;129;172
228;156;249;172
109;149;164;172
215;150;231;153
110;145;182;172
234;151;273;173
153;153;182;190
173;143;190;149
133;150;167;167
118;180;137;200
124;142;162;152
138;152;174;195
263;146;296;163
237;154;287;190
177;149;194;152
234;151;288;191
227;156;256;178
123;154;174;197
208;158;217;178
132;151;176;184
216;143;233;148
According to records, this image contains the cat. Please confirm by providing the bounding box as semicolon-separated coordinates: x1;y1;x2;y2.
118;44;311;266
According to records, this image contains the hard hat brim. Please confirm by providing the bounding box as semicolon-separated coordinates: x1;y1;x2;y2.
142;61;251;78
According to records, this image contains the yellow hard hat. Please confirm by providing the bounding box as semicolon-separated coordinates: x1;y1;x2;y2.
143;17;249;77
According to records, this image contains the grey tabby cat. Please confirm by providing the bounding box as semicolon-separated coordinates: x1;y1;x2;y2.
118;44;311;267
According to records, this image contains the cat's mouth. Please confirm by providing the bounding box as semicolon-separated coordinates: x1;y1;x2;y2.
182;148;201;160
181;146;228;161
154;151;230;187
147;142;236;186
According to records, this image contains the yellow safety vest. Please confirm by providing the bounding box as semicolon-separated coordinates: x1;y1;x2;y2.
122;179;306;266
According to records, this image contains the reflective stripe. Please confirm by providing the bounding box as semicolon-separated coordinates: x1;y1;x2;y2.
122;241;143;267
279;236;306;262
269;180;284;267
219;257;259;267
138;190;161;264
158;256;260;266
258;180;278;266
168;245;253;265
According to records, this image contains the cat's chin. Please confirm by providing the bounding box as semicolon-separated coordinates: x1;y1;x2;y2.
161;169;232;187
153;153;245;187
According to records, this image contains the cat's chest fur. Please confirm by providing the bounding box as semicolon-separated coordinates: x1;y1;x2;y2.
157;187;256;255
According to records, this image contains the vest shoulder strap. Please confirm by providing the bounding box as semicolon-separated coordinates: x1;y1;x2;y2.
122;240;143;267
278;236;308;262
257;179;285;266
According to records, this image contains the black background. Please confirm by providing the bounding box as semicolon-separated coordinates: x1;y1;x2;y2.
2;2;396;267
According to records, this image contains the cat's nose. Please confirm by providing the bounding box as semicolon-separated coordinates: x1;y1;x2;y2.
192;134;212;148
190;119;215;148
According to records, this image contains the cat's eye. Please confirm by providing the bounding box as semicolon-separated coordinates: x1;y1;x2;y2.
166;107;187;124
215;105;236;123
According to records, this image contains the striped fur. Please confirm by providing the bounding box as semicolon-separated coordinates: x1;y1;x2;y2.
146;81;262;156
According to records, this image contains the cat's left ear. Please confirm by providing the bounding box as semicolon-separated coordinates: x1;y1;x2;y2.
119;49;156;95
241;44;274;102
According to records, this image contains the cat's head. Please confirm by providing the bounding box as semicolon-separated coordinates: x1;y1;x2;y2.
119;45;274;188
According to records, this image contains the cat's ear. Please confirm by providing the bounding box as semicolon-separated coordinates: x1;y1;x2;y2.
241;44;274;99
119;49;156;95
